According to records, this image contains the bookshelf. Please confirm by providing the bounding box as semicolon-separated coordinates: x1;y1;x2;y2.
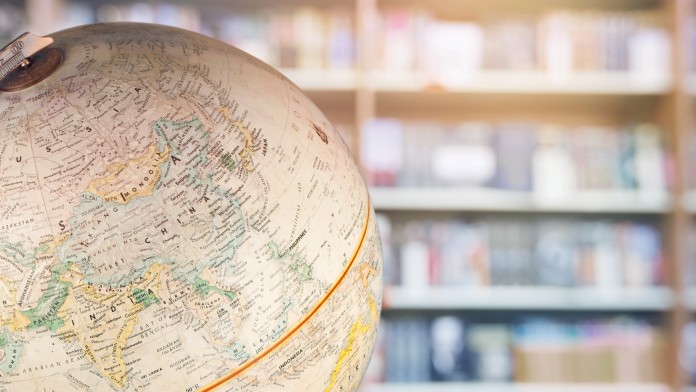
7;0;696;391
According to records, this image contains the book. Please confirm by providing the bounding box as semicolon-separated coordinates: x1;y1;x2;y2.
423;20;483;85
532;125;577;199
633;123;667;193
492;123;536;191
430;123;496;187
326;8;356;70
467;324;513;381
361;119;403;186
534;220;578;287
482;17;536;71
430;316;471;381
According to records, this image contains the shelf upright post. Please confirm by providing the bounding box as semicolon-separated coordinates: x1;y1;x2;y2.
664;0;691;390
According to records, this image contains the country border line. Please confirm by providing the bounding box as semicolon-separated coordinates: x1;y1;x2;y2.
199;199;372;391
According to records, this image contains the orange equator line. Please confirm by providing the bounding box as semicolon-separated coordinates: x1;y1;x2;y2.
199;200;372;392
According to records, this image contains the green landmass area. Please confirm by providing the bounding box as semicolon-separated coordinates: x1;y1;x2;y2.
227;341;250;361
0;329;8;347
266;242;313;281
0;328;23;375
153;116;245;283
193;277;236;300
131;288;159;308
290;262;312;281
220;153;236;171
0;242;37;268
21;262;72;332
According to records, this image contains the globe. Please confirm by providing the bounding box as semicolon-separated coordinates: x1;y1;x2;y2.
0;23;382;391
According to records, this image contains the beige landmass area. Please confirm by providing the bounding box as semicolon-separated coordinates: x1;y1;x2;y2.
218;107;255;172
37;232;72;257
0;277;30;331
56;263;166;389
85;144;171;204
358;263;378;289
322;295;378;392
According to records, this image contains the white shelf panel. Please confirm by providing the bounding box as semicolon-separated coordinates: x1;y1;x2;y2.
369;188;672;214
383;286;674;311
369;71;671;95
361;382;671;392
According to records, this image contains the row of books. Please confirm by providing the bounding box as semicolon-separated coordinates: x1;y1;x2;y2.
362;120;668;193
203;7;356;71
7;3;678;82
375;8;670;84
377;215;663;288
367;316;665;384
50;2;356;71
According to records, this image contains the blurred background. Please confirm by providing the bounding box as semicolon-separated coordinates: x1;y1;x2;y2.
4;0;696;391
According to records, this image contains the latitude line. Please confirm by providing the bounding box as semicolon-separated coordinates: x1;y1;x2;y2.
199;197;372;392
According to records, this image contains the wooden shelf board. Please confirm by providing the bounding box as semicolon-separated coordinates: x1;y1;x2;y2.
278;70;672;97
370;71;671;96
280;68;358;92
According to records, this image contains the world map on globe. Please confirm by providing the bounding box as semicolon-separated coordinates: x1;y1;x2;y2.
0;23;383;391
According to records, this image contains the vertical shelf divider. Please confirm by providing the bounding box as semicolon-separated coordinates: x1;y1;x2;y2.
663;0;688;390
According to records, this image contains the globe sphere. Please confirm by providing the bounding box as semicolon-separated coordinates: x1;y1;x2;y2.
0;23;382;391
